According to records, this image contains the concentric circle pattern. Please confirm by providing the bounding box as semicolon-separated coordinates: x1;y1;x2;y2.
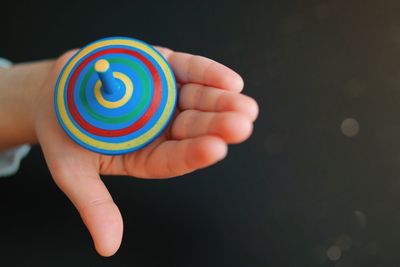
54;37;177;155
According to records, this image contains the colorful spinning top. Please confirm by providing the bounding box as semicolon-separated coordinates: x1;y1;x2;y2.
54;37;177;155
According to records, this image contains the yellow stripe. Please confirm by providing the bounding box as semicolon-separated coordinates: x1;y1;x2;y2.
56;38;176;151
94;72;133;109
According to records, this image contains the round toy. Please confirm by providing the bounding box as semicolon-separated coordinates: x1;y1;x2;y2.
54;37;177;155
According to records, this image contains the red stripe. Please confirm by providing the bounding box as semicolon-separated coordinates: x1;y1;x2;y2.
67;48;162;137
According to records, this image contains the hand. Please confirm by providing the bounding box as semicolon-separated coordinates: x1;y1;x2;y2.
25;47;259;256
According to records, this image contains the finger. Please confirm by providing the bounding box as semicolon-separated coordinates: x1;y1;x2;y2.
141;135;228;178
38;120;123;256
179;83;259;121
47;157;123;256
154;46;173;59
154;46;243;92
171;110;253;144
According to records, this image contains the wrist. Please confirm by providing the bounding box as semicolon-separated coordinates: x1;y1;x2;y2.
0;60;53;149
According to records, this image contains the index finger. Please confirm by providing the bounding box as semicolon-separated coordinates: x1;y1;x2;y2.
155;46;244;92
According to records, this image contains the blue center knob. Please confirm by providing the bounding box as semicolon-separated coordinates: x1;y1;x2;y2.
94;59;121;95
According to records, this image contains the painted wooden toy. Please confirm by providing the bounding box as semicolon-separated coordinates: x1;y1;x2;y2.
54;37;177;155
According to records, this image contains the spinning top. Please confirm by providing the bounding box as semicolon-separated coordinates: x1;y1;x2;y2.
54;37;177;155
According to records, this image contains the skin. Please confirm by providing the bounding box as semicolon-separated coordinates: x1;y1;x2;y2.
0;47;259;256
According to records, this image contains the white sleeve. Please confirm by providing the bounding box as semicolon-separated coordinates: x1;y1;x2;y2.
0;57;31;177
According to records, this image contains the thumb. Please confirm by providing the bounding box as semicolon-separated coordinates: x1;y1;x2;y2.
43;145;123;256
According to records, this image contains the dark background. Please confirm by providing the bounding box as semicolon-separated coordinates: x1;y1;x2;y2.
1;0;400;266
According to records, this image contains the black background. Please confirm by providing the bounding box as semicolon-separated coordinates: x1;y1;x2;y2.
1;0;400;266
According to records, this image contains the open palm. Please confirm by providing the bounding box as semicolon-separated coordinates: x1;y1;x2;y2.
33;47;258;256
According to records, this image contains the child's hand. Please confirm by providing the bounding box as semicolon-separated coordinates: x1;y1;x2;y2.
5;47;258;256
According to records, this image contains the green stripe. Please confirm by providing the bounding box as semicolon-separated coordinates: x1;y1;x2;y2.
79;57;151;124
